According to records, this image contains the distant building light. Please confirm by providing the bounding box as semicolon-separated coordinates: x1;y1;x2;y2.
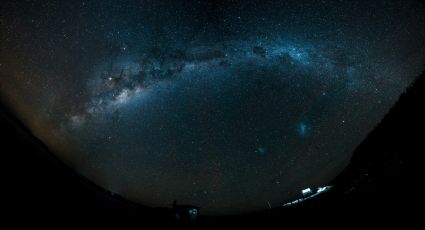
188;208;198;220
302;188;313;197
283;185;333;207
172;200;199;221
317;187;326;193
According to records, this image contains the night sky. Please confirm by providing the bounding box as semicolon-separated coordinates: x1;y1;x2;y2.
1;0;425;215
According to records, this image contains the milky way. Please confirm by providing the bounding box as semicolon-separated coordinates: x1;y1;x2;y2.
1;0;425;214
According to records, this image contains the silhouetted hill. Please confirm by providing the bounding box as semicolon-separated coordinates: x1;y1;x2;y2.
329;70;424;209
0;102;175;226
198;69;425;224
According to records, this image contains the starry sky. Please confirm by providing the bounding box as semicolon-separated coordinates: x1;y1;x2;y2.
1;0;425;215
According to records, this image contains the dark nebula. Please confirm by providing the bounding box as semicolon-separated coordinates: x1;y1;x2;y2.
1;0;424;215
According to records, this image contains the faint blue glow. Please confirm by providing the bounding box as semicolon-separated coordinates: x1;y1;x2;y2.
298;122;310;137
299;123;306;134
256;146;266;155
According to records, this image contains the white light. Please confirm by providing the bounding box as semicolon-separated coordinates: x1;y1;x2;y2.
189;209;198;215
302;188;312;196
317;187;326;193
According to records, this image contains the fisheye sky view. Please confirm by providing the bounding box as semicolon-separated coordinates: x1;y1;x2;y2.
1;0;425;215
